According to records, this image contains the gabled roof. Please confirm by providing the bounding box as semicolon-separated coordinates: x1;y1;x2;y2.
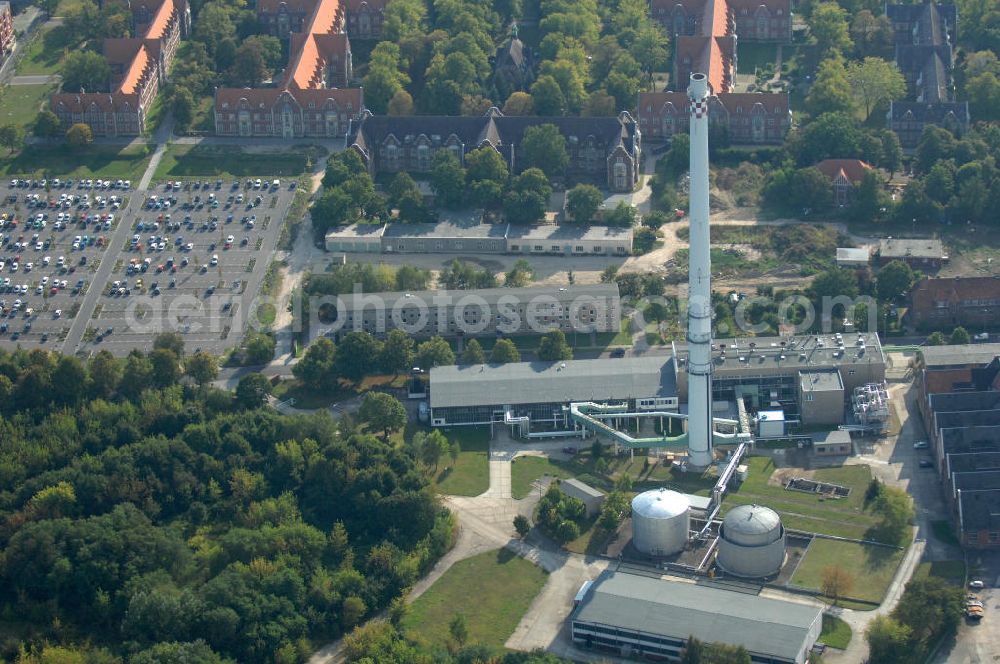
283;0;346;90
638;91;790;116
815;159;873;184
214;86;362;111
912;276;1000;303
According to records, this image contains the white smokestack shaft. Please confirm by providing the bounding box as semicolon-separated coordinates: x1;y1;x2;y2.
686;73;713;468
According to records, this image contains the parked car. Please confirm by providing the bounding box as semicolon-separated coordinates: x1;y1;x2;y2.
918;459;933;468
913;441;929;449
970;580;985;589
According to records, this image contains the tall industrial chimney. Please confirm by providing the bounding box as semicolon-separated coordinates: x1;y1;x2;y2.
685;73;713;468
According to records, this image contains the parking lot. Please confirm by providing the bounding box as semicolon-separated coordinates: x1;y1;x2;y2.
0;177;129;350
0;176;298;357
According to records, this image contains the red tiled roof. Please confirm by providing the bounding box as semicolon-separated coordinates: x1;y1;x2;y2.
912;277;1000;302
815;159;873;184
143;0;176;40
284;0;345;90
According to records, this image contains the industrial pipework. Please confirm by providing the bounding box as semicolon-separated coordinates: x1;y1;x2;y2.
685;72;714;468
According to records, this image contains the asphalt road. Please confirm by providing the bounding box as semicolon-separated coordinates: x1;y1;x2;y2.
61;194;139;354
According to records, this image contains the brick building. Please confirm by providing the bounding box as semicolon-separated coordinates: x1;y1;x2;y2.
814;159;873;206
910;276;1000;330
875;238;948;269
343;0;384;39
650;0;791;42
638;0;790;144
215;0;362;137
51;0;189;136
637;91;790;143
886;2;969;147
349;109;641;192
258;0;383;40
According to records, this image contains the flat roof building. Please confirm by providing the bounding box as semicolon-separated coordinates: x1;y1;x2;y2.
836;247;870;267
571;571;823;664
429;355;679;427
876;238;948;268
319;283;620;339
506;224;633;256
324;223;386;253
560;478;606;517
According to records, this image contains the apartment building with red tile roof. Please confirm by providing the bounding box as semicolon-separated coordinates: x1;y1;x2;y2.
215;0;364;136
651;0;791;41
214;87;362;138
910;277;1000;330
50;0;189;136
0;2;15;62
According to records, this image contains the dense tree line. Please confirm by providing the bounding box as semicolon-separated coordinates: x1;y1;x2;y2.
865;576;964;663
0;340;452;663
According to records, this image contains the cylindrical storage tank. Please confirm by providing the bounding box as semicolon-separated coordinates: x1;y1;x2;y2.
717;504;785;578
631;489;690;556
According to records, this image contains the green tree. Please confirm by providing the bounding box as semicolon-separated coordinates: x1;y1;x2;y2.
244;332;276;364
846;57;907;120
503;258;534;287
66;123;93;148
926;331;946;346
806;56;856;117
416;336;455;369
149;349;181;388
530;74;567;116
379;329;415;374
171;86;197;132
513;514;531;538
631;23;670;85
876;260;915;302
154;332;186;358
566;184;603;224
185;351;218;386
490;338;521;363
504;168;552;224
850;10;894;57
88;350;122;399
449;613;469;648
334;331;383;382
873;485;914;545
120;350;153;399
811;268;859;299
235;373;272;409
502;91;534;115
538;330;573;361
521;124;569;177
387;89;414;115
555;519;580;543
62;50;111;93
293;337;338;389
416;428;450;470
891;576;964;644
465;147;509;207
0;123;24;154
461;338;486;364
865;615;912;664
33;110;62;137
358;392;407;439
950;326;971;345
430;150;467;209
821;565;854;605
810;2;853;57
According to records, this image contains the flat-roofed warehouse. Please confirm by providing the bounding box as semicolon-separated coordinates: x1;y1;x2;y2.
429;356;679;427
506;224;633;256
571;571;823;664
321;283;620;339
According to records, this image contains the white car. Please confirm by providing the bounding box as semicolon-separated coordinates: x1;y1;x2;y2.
42;256;50;266
913;441;929;449
53;309;61;318
24;263;32;272
210;254;219;266
970;580;985;589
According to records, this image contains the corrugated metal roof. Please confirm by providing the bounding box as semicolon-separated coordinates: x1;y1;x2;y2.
430;356;677;409
573;571;822;662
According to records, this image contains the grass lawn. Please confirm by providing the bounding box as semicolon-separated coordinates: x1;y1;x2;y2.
434;426;491;496
511;456;575;499
611;316;633;345
403;549;547;649
17;25;73;75
153;145;311;179
723;456;883;540
914;560;966;586
737;42;779;74
270;378;352;409
0;145;153;179
791;538;905;604
820;615;852;650
0;84;54;129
